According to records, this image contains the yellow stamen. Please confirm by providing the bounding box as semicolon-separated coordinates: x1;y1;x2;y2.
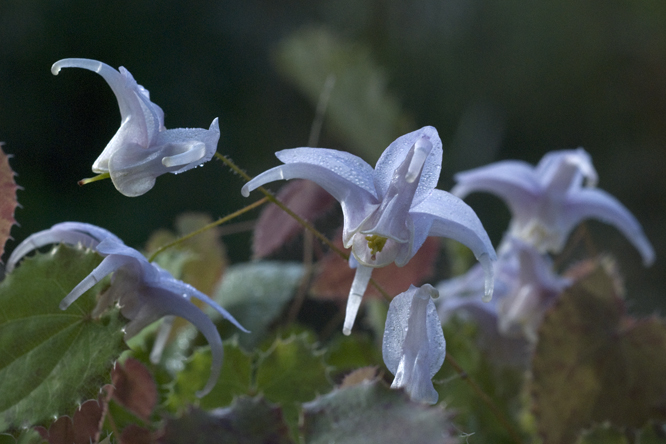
365;234;388;256
78;172;111;186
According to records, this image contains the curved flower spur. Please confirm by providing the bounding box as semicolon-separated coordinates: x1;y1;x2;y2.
242;126;497;335
51;58;220;197
452;148;655;265
7;222;247;397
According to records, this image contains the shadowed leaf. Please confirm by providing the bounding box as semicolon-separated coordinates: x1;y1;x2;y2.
0;144;18;260
212;262;304;349
35;398;105;444
0;245;127;431
111;358;157;422
274;26;413;161
160;397;294;444
253;180;336;259
531;261;666;444
302;380;457;444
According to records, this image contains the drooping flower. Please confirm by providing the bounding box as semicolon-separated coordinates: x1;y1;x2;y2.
437;238;571;344
51;58;220;197
382;284;445;404
451;148;655;265
241;126;496;335
7;222;247;397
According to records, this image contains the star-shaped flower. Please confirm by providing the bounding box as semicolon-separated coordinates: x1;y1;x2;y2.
7;222;246;397
451;148;655;265
242;126;496;334
382;284;445;404
52;58;220;197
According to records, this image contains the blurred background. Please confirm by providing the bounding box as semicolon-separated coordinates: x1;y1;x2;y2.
0;0;664;312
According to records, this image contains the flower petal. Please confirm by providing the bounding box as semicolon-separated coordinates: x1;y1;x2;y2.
411;190;497;299
382;284;445;404
242;148;379;245
373;126;442;206
563;188;655;266
451;160;540;217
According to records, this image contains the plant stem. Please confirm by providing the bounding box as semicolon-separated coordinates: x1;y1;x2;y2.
147;196;268;262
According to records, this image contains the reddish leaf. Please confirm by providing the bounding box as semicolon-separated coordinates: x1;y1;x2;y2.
111;358;157;422
311;235;440;300
0;144;18;260
253;180;336;259
120;424;152;444
36;399;105;444
531;261;666;444
159;397;294;444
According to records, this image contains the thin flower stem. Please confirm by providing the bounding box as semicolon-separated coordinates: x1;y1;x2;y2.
148;197;268;262
445;352;523;444
215;152;348;258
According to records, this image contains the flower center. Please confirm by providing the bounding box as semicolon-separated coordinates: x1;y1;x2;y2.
365;234;388;259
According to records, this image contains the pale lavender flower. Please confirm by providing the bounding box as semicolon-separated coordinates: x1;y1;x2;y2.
52;58;220;197
382;284;445;404
437;238;570;343
452;148;655;265
242;126;496;335
7;222;246;397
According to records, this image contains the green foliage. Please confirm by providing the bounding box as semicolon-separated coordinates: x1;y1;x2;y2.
161;397;294;444
531;263;666;444
256;334;331;405
167;339;253;412
274;26;413;161
213;261;304;349
302;380;457;444
0;245;127;432
436;317;525;443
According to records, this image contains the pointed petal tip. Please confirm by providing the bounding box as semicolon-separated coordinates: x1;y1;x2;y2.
209;117;220;132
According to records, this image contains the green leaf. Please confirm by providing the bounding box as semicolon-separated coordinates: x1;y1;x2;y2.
256;333;332;439
212;262;304;349
166;339;253;412
302;380;457;444
0;245;127;431
274;26;413;161
435;316;525;443
256;334;331;405
531;262;666;444
161;397;295;444
575;424;628;444
325;332;383;382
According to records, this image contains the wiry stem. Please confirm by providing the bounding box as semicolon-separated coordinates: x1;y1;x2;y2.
148;196;268;263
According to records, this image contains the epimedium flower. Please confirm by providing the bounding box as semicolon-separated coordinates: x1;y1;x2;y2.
7;222;247;397
51;58;220;197
451;148;655;265
241;126;496;335
437;238;571;344
382;284;445;404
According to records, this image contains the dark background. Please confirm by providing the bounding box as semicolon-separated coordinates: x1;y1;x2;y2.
1;0;664;312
